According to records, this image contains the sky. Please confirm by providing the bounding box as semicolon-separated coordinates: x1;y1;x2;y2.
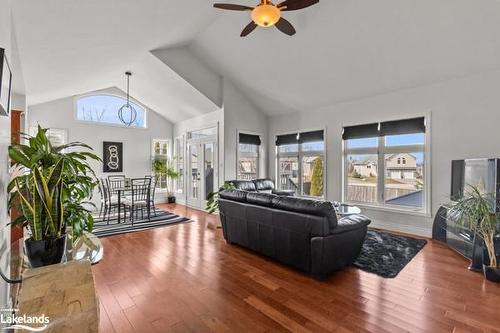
77;95;146;127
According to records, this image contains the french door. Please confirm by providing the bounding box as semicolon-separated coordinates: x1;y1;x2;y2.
187;140;216;209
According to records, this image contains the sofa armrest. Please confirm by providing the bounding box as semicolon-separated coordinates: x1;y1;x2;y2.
271;189;296;196
311;216;369;279
331;214;371;234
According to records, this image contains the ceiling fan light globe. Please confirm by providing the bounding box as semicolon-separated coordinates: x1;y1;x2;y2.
251;4;281;27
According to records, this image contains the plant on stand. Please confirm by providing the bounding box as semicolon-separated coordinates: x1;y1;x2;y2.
8;125;100;267
445;185;500;282
152;157;180;203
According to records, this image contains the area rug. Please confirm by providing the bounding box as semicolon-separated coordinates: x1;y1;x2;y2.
92;208;192;237
353;230;427;278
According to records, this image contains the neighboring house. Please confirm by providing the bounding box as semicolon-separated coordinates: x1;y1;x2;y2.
385;153;418;180
352;160;377;177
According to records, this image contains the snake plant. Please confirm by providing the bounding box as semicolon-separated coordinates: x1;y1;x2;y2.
8;125;100;239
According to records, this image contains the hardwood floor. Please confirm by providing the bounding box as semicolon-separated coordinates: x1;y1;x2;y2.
92;204;500;333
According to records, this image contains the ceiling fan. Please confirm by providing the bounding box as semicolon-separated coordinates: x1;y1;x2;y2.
213;0;319;37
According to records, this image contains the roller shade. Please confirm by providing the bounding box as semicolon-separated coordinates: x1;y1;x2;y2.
239;133;261;146
342;123;379;140
275;133;298;146
379;117;425;136
298;130;324;143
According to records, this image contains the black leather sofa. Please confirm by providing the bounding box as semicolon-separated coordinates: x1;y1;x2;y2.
229;178;296;196
218;189;371;279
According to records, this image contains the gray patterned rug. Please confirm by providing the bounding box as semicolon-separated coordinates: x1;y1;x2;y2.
354;230;427;278
92;208;192;237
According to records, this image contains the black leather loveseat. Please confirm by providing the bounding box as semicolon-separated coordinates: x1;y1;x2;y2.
229;178;296;196
218;189;371;279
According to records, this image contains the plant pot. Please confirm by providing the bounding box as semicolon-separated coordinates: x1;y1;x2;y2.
167;196;176;204
25;234;67;268
483;264;500;283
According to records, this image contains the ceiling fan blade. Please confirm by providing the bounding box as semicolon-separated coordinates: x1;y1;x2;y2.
277;0;319;11
275;17;296;36
213;3;253;11
241;21;258;37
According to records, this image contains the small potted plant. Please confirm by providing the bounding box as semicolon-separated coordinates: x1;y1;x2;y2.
152;157;179;203
446;185;500;282
9;126;99;267
206;181;236;214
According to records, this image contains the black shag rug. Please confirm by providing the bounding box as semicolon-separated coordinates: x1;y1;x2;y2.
353;230;427;278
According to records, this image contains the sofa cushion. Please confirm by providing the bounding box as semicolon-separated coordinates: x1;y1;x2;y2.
230;180;257;192
219;189;248;202
272;196;338;229
253;179;275;192
246;192;278;207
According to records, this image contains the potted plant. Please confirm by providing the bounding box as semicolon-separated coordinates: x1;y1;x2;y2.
206;181;236;214
446;185;500;282
152;157;179;203
8;125;99;267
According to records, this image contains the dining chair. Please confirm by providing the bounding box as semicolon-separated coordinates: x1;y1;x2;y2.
100;179;123;224
149;177;159;217
107;175;125;198
123;178;151;224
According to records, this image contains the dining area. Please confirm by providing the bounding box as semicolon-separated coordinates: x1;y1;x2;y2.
98;175;158;225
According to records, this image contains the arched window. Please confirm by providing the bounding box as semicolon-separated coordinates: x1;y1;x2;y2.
76;95;146;128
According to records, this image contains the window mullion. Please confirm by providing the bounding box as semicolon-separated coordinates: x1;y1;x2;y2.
377;136;385;204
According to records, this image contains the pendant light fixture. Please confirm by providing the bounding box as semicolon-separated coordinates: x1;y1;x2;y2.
118;71;137;126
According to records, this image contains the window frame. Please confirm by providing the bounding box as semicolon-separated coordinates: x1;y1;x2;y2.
236;130;261;181
275;128;327;199
174;135;185;195
74;93;148;129
151;138;171;191
342;115;431;216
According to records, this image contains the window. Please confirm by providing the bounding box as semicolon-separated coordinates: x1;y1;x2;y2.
343;117;427;212
174;136;185;194
151;139;170;190
76;95;146;128
276;130;325;198
237;133;261;180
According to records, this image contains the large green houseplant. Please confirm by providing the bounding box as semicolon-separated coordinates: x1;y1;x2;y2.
445;185;500;282
8;126;100;267
152;157;180;203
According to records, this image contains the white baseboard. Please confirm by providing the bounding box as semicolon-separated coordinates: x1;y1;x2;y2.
369;219;432;238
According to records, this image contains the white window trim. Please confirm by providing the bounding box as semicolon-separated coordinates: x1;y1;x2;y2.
73;93;148;129
236;130;262;181
342;114;431;217
174;134;186;195
275;127;327;199
151;138;171;192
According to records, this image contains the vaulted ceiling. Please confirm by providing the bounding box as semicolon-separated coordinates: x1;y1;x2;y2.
12;0;500;121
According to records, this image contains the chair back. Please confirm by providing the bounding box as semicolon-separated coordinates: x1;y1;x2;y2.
130;178;151;203
99;179;108;203
108;175;125;194
150;177;159;202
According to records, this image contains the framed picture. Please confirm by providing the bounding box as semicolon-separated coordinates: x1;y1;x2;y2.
0;48;12;116
103;141;123;173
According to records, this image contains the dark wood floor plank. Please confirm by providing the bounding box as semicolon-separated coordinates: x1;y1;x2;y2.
94;203;500;333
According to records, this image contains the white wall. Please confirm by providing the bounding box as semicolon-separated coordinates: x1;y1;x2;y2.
223;79;268;181
152;46;223;108
0;0;13;311
269;69;500;236
27;87;173;203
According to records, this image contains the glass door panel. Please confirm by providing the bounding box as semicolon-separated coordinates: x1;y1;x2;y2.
188;143;199;203
203;143;214;201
